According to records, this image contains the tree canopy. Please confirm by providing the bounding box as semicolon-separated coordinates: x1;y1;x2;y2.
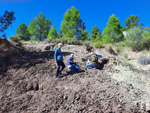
60;6;88;40
47;26;57;39
90;25;101;42
0;11;15;38
28;12;52;41
16;23;30;41
102;15;123;43
125;15;143;29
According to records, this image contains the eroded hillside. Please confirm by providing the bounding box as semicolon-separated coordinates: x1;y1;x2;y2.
0;39;150;113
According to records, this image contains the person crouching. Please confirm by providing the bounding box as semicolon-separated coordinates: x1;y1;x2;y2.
68;54;79;71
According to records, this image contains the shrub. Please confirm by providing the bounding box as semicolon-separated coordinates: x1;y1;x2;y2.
10;35;21;43
114;42;125;54
141;49;148;55
55;39;61;43
124;27;143;51
94;41;103;48
105;44;117;55
71;40;82;45
83;41;90;46
47;38;56;43
131;41;143;51
138;56;150;65
115;45;122;54
141;31;150;50
61;38;68;44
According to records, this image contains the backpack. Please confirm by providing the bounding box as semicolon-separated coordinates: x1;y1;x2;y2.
92;55;98;64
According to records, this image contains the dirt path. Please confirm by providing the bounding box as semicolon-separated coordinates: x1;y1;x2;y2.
0;42;149;113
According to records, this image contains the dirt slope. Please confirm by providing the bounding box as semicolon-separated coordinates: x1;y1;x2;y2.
0;41;149;113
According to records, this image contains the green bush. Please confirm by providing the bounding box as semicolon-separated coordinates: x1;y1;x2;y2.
142;31;150;50
114;42;126;54
124;27;143;51
94;41;104;48
82;41;90;46
47;38;56;43
55;39;61;43
71;40;82;45
115;45;122;53
10;35;21;43
105;44;117;55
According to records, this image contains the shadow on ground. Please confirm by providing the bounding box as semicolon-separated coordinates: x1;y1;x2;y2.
61;70;85;78
0;50;73;75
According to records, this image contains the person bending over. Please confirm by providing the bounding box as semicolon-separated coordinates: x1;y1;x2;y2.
68;54;79;71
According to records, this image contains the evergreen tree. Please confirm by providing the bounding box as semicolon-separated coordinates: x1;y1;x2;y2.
144;26;150;31
47;26;57;39
60;6;88;40
0;10;15;38
16;23;30;40
28;21;38;40
28;12;52;41
80;29;88;41
102;14;123;43
57;30;63;38
90;25;101;41
125;15;144;29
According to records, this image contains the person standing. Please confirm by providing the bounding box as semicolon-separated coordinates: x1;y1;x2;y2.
54;43;66;78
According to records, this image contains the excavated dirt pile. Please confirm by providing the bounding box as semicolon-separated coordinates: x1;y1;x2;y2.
0;38;26;73
0;41;149;113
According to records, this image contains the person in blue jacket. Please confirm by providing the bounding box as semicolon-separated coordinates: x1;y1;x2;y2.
54;43;66;78
68;54;79;71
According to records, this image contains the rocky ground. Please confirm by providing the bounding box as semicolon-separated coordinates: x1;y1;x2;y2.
0;39;150;113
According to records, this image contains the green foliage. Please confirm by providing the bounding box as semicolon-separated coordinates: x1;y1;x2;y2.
141;30;150;50
141;48;148;55
144;26;150;31
60;6;88;40
47;26;57;39
57;30;63;38
28;21;38;40
0;10;16;38
105;44;117;55
124;27;143;51
90;25;101;42
28;12;52;41
16;23;30;41
125;15;143;29
101;14;123;43
80;29;88;41
10;35;21;43
94;41;103;48
90;25;100;42
114;43;125;54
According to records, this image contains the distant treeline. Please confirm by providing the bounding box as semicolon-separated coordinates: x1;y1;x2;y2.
1;6;150;51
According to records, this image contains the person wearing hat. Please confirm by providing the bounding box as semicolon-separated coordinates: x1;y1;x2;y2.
54;43;66;78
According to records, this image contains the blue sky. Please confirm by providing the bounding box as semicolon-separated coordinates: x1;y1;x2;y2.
0;0;150;38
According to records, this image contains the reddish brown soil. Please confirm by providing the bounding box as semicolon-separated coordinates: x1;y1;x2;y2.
0;39;148;113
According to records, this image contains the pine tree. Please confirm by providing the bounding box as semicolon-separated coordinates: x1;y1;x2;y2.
90;25;101;42
60;6;88;40
125;15;144;29
0;10;15;38
28;12;52;41
47;26;57;39
16;23;30;40
102;14;123;43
